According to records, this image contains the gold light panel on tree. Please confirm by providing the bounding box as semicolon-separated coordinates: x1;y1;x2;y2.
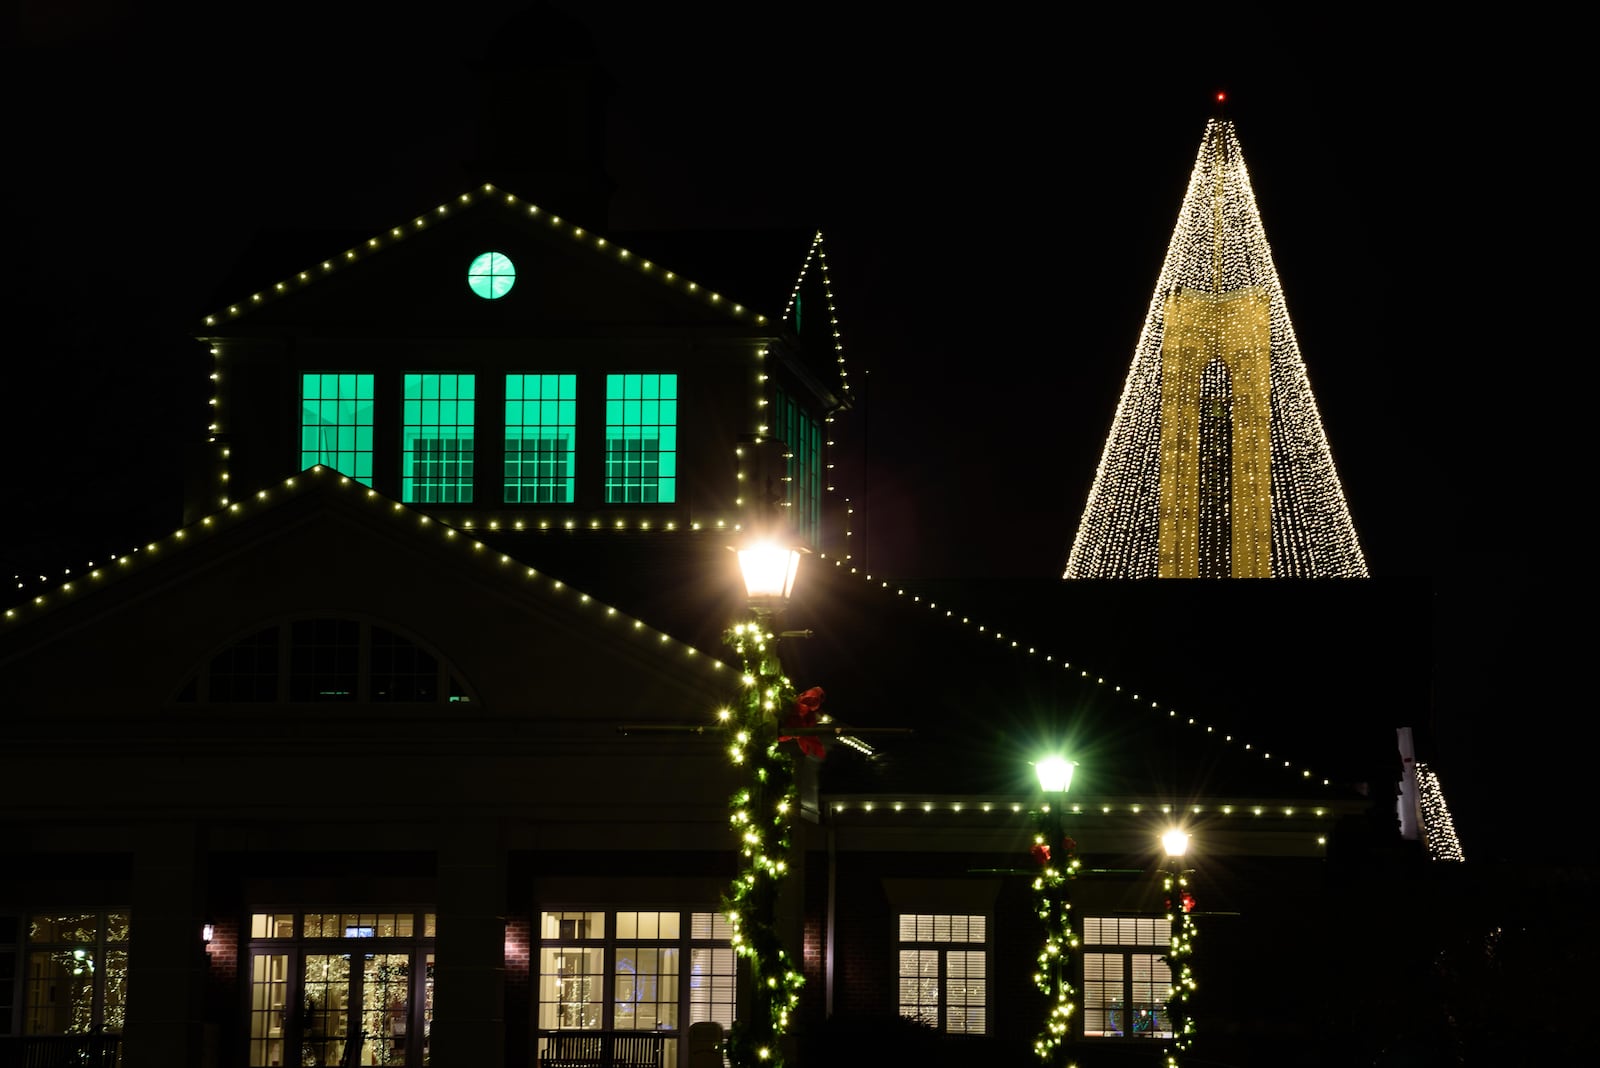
1066;118;1367;579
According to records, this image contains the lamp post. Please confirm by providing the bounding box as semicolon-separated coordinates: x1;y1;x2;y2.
1159;829;1197;1066
722;541;807;1068
1030;755;1079;1065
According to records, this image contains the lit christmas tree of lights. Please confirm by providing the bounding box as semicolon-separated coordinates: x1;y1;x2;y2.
1066;117;1367;579
1416;761;1465;862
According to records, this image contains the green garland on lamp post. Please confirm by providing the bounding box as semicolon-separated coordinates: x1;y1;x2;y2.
720;619;804;1067
1031;756;1080;1066
1160;830;1198;1066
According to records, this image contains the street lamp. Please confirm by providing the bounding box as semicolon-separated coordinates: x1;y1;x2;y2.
1030;755;1079;1064
1159;829;1197;1065
721;539;807;1068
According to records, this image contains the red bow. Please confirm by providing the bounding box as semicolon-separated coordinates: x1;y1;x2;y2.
780;686;827;759
1030;842;1051;866
1165;892;1196;914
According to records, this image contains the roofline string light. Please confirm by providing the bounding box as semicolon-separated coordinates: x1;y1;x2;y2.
813;551;1337;792
199;184;770;330
0;470;731;684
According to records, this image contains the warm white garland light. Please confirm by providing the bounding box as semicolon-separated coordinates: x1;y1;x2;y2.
1415;760;1465;862
1066;119;1367;579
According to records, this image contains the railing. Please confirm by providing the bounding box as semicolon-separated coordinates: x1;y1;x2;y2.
0;1034;122;1067
536;1030;667;1068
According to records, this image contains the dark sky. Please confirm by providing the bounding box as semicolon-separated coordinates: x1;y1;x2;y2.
3;1;1442;578
4;6;1528;852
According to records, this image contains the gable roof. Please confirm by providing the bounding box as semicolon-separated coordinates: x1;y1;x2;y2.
0;466;737;714
198;184;775;333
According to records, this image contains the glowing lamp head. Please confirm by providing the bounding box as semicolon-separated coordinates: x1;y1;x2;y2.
1215;90;1226;103
736;542;802;602
1034;755;1077;794
202;923;215;943
1162;829;1191;857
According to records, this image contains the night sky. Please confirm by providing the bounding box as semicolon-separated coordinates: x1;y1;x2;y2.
4;6;1531;854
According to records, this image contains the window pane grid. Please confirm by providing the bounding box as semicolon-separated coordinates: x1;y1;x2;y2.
403;373;475;504
775;390;821;545
301;373;375;484
505;374;576;503
1083;918;1174;1040
23;912;129;1037
897;913;987;1035
605;374;677;504
245;910;434;1067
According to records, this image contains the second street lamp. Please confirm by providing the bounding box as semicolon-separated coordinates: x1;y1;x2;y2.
1030;755;1079;1065
1160;828;1198;1066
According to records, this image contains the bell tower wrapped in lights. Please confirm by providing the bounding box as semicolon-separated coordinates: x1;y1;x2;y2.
1065;107;1368;579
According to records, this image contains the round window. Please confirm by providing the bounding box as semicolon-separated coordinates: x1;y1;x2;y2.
467;251;516;299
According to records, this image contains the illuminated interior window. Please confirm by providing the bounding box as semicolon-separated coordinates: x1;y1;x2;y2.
467;251;515;299
605;374;676;504
301;373;374;484
403;374;475;504
774;390;821;546
537;909;731;1067
23;912;130;1039
897;914;987;1035
247;909;434;1067
1081;917;1172;1040
505;374;576;504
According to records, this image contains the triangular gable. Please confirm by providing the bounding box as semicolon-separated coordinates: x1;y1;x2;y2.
1;466;733;713
781;230;853;405
199;184;775;333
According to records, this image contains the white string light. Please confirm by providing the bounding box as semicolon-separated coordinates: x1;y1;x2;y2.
1067;119;1367;578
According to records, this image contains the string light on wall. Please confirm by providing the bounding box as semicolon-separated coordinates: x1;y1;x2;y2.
1065;117;1367;579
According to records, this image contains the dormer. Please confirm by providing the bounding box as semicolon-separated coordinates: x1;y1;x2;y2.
192;187;851;553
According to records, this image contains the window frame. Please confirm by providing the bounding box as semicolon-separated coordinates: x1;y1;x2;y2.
401;372;476;505
536;908;734;1068
19;910;131;1038
1080;915;1173;1041
300;372;376;485
176;618;477;705
503;373;578;504
244;909;436;1068
603;373;678;505
895;913;989;1036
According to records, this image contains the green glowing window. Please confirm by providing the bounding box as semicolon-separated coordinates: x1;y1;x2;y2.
403;373;475;503
775;390;822;546
467;251;515;299
505;374;576;504
301;374;374;484
605;374;676;504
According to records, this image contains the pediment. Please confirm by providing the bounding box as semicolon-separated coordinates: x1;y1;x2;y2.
202;186;775;336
